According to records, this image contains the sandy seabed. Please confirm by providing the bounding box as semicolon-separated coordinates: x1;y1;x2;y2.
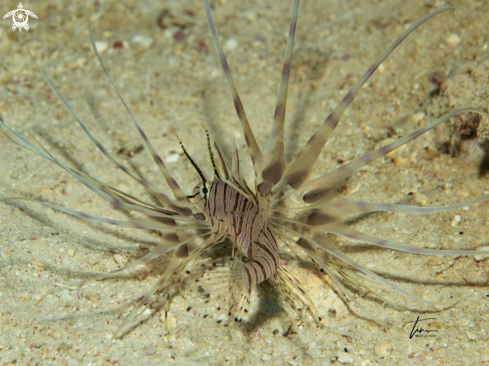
1;0;489;365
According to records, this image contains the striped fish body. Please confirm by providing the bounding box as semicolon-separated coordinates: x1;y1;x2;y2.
205;179;279;292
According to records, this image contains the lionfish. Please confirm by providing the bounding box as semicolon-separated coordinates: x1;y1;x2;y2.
1;0;488;337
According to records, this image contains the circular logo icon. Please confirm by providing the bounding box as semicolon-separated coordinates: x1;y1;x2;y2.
12;8;29;29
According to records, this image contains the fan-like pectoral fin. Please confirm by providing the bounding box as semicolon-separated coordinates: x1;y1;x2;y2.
113;239;219;337
113;255;184;338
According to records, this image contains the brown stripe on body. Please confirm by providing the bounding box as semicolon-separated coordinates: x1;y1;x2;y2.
205;179;279;292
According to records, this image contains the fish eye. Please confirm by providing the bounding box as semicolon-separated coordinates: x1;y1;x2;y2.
199;184;208;199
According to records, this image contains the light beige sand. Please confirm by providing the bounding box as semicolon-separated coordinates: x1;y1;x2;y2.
1;0;489;365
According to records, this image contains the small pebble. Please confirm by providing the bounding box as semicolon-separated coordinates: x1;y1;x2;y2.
68;58;87;70
377;63;386;74
423;242;438;249
474;246;489;261
242;10;257;22
451;215;462;227
374;342;391;357
87;293;101;301
167;313;176;327
113;253;128;266
197;40;209;53
31;260;46;270
446;33;461;46
338;354;355;364
414;192;429;205
68;249;75;257
223;38;238;52
165;153;180;163
142;308;152;317
132;35;154;49
173;30;186;42
94;41;109;54
411;112;425;123
143;345;156;356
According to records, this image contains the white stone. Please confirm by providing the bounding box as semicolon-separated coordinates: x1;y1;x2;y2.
424;242;439;249
474;246;489;261
446;33;461;46
414;192;429;205
242;10;257;22
338;354;355;364
377;63;386;74
412;112;425;123
132;35;154;49
165;153;180;163
94;41;109;54
223;38;238;52
451;215;462;227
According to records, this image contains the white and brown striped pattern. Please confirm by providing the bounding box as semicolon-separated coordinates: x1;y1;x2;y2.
205;179;279;293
